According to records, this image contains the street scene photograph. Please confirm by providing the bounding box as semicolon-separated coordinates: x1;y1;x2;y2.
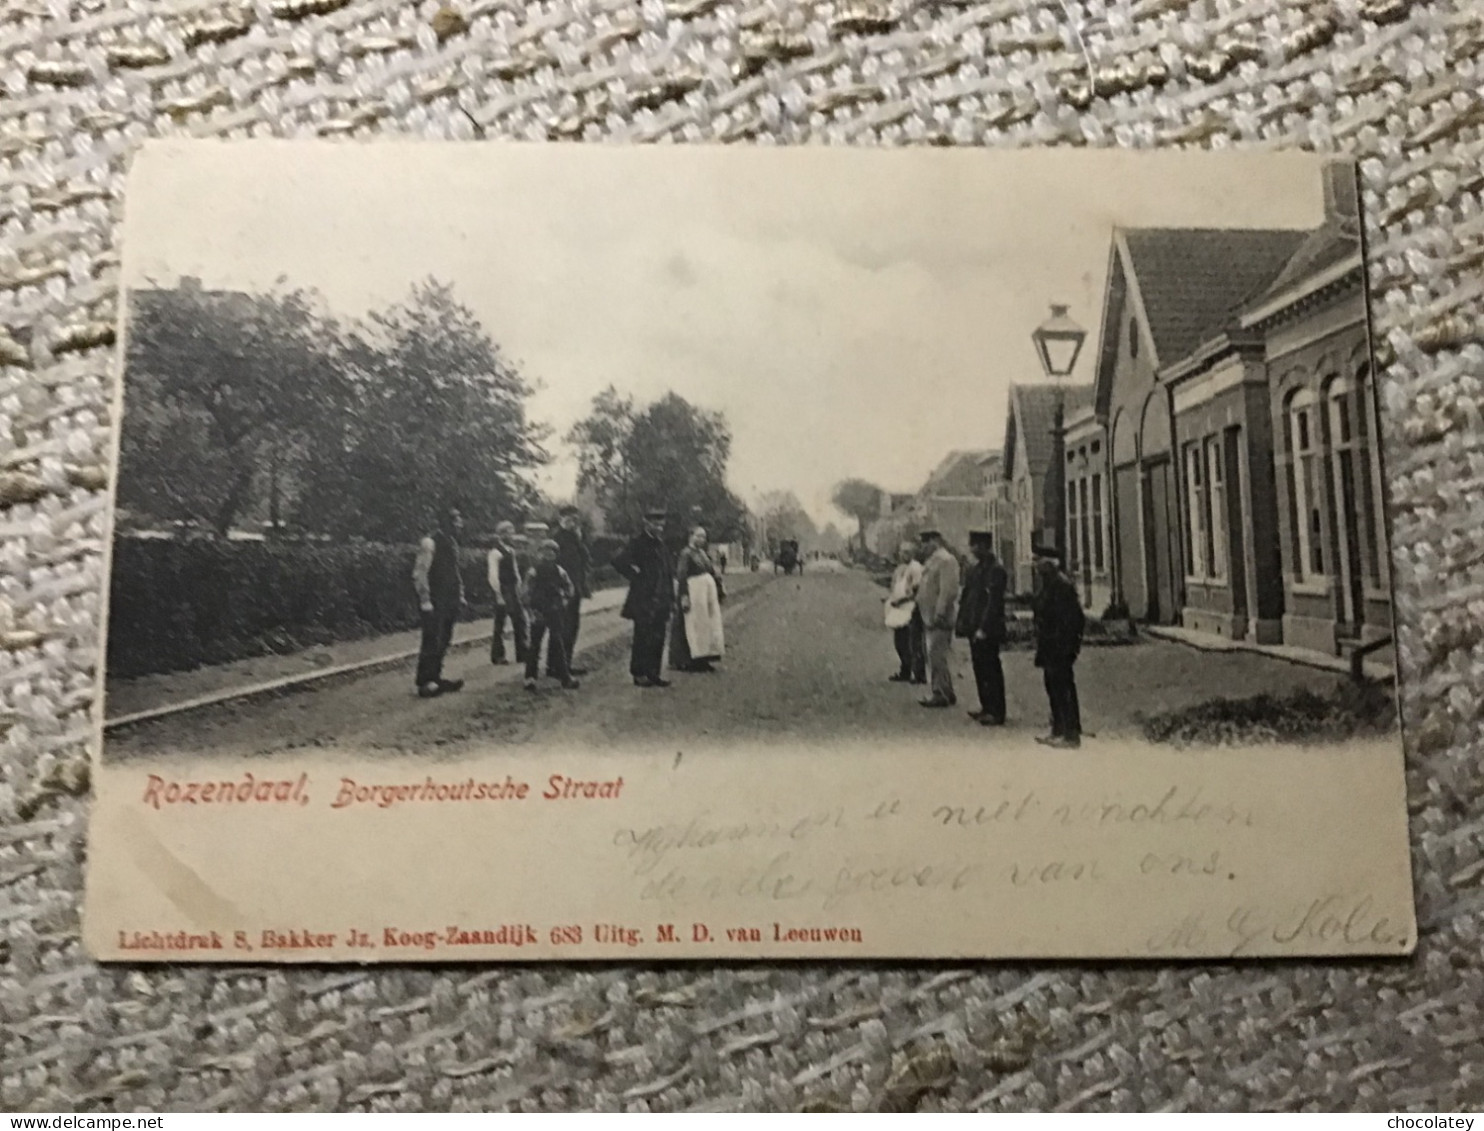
99;145;1401;766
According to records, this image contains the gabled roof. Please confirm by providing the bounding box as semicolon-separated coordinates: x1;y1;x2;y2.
1247;223;1360;308
1003;382;1093;480
920;449;994;494
1120;228;1309;366
1091;225;1310;417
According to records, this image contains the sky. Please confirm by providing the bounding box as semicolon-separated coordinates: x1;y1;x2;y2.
122;143;1327;526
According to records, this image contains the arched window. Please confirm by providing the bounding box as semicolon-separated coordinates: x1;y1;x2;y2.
1289;387;1324;581
1354;363;1385;587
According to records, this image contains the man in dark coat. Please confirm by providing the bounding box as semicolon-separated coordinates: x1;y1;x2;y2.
1031;545;1085;748
552;505;593;677
412;506;466;698
956;530;1008;726
612;509;674;687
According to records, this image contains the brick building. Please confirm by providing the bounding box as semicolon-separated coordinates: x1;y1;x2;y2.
1091;224;1306;625
1076;160;1391;662
1063;402;1113;614
1238;166;1390;655
864;454;1012;565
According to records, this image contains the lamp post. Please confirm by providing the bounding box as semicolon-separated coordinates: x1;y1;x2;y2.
1031;303;1087;563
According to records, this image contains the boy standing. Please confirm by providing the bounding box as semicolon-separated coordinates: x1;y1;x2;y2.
521;539;581;691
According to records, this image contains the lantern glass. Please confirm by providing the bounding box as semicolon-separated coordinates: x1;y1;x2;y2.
1032;304;1087;378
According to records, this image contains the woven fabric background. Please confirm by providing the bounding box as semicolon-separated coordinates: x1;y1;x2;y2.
3;0;1483;1112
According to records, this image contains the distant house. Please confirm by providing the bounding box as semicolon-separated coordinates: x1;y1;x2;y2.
1002;383;1093;593
910;449;1004;559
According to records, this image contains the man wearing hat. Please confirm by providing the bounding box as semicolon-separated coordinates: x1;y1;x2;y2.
914;528;961;708
552;505;593;677
612;509;675;687
956;530;1008;725
1031;544;1085;747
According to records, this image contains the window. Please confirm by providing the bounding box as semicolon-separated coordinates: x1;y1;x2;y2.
1185;442;1206;579
1066;476;1079;572
1289;391;1325;581
1356;366;1384;585
1129;317;1139;359
1206;437;1226;581
1078;477;1091;575
1091;472;1105;571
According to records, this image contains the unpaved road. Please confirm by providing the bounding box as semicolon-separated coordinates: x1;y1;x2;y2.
105;565;1341;762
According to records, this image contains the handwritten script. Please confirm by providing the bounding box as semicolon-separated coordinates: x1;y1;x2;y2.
605;782;1400;955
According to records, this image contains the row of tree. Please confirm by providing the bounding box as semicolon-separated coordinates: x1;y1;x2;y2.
119;274;888;551
118;280;761;547
118;279;549;543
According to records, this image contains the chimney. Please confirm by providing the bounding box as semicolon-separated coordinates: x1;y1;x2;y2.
1321;161;1359;224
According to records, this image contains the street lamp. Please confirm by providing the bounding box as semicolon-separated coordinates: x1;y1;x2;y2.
1031;303;1087;562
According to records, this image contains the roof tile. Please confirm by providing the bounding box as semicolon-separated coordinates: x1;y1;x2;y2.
1009;382;1093;478
1122;228;1308;363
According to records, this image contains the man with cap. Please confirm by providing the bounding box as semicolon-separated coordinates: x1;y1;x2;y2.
914;528;960;708
1031;544;1085;747
552;505;593;677
412;505;466;699
486;520;527;665
956;530;1008;725
612;508;675;687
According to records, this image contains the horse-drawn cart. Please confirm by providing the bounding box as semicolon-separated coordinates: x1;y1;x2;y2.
774;539;801;575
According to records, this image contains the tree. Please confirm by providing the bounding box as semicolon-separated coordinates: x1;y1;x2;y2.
755;489;817;555
815;522;848;555
566;386;636;520
296;279;549;541
567;390;748;541
118;283;344;536
831;478;885;552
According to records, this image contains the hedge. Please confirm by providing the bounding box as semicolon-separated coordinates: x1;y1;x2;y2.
1137;681;1397;747
107;537;499;680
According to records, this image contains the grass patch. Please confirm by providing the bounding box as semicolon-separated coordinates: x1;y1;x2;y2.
1137;681;1397;748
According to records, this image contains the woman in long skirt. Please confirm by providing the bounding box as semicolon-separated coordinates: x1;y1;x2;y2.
670;526;726;672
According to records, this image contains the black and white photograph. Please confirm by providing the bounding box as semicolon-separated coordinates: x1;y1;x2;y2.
99;147;1398;761
84;143;1413;962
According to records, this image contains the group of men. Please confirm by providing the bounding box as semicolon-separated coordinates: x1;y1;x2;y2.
412;504;593;699
886;530;1086;748
410;503;694;699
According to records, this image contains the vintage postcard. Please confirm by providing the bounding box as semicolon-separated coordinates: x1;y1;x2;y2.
84;142;1415;962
